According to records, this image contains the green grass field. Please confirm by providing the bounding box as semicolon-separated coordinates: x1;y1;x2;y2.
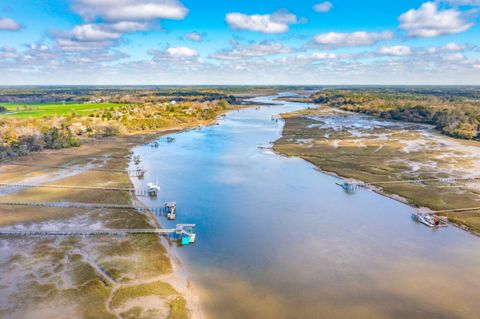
0;102;121;118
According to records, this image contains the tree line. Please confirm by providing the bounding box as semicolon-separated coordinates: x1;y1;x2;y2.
312;89;480;140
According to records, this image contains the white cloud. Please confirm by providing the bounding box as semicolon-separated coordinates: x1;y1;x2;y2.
54;22;149;52
296;52;337;61
311;52;337;59
313;31;393;48
72;0;188;22
442;42;466;51
313;2;333;13
0;17;23;31
56;38;114;52
444;0;480;6
166;46;198;58
0;46;19;59
377;45;412;56
58;1;187;54
72;24;122;41
107;21;150;33
399;2;474;37
427;42;465;53
185;31;203;42
226;10;298;34
211;42;291;60
442;52;466;61
146;47;204;74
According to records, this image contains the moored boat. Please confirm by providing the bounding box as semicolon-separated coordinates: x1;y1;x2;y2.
412;211;448;228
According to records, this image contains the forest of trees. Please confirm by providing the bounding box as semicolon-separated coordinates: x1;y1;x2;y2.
0;88;234;161
311;88;480;140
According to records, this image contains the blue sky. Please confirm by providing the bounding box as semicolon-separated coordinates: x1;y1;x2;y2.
0;0;479;84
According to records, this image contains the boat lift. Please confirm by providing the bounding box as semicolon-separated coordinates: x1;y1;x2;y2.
147;182;160;197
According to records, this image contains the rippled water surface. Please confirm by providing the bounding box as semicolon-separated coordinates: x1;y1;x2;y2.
132;94;480;319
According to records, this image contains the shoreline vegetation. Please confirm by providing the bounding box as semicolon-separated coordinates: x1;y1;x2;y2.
274;103;480;236
3;86;480;317
0;90;240;162
0;87;268;318
280;87;480;141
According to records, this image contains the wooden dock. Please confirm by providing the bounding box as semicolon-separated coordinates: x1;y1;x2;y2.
337;176;480;194
435;206;480;214
0;224;195;238
6;162;125;172
0;201;174;215
368;176;480;186
0;182;134;192
5;163;145;177
0;158;194;240
0;183;155;197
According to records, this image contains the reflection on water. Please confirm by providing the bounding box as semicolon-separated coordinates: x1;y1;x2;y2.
131;94;480;319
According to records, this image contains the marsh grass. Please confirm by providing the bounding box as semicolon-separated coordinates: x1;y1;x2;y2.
111;281;177;307
0;132;187;318
63;280;115;319
111;281;188;319
275;108;480;235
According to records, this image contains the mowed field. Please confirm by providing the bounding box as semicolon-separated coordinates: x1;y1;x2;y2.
0;102;121;118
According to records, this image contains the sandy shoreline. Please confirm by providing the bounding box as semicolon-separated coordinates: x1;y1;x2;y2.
0;101;253;318
126;140;206;319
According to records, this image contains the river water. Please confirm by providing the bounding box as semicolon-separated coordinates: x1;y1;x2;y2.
131;94;480;319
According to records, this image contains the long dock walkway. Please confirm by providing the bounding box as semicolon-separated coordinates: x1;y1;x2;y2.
0;224;195;238
0;201;170;214
3;163;145;177
368;176;480;186
435;207;480;214
0;182;134;192
6;162;125;172
339;176;480;193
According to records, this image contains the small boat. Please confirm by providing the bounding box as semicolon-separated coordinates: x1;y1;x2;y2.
412;211;448;228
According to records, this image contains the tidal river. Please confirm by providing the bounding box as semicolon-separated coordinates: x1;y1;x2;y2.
131;94;480;319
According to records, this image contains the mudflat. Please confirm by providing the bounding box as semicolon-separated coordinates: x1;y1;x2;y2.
274;106;480;235
0;134;196;319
